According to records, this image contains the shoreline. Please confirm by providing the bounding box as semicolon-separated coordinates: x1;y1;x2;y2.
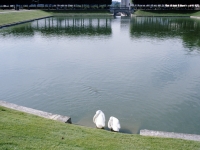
0;9;112;28
0;100;71;123
133;15;190;17
0;16;52;29
140;129;200;142
133;10;200;16
1;100;200;142
1;10;200;28
1;105;199;149
190;16;200;19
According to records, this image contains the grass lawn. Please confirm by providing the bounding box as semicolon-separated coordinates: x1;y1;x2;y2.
0;10;14;12
134;10;200;16
1;9;200;27
0;10;52;26
1;106;200;149
0;10;111;26
45;10;111;16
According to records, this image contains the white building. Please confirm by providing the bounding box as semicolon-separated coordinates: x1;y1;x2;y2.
121;0;133;9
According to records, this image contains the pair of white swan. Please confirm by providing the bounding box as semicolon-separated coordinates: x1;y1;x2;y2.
93;110;121;132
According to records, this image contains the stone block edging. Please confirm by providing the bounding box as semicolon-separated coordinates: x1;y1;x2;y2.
190;16;200;19
0;100;71;123
140;129;200;141
0;16;52;29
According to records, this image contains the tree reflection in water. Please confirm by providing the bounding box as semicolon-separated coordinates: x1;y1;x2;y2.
130;17;200;52
0;17;112;37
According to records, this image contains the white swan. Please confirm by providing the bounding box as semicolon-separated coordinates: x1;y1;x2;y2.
93;110;105;129
108;116;121;132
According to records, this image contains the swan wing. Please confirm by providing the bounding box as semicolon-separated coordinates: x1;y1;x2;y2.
112;117;120;131
108;117;113;129
117;122;121;129
93;110;100;123
93;114;97;123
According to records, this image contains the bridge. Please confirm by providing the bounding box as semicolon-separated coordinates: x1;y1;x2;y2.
110;7;134;16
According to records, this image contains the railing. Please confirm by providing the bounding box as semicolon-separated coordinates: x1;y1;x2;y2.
110;6;129;10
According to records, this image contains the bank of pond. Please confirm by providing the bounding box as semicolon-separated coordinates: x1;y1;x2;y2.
1;16;200;49
1;105;200;149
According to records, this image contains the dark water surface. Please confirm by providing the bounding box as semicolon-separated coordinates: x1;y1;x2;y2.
0;16;200;134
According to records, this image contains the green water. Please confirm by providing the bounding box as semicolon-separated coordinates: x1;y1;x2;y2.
0;16;200;134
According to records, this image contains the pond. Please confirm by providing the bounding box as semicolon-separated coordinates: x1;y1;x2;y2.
0;16;200;134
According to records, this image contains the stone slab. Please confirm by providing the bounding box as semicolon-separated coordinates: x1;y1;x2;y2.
0;100;71;123
0;16;52;29
140;129;200;141
190;16;200;19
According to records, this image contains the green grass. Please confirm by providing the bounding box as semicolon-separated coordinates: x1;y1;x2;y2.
134;10;200;16
46;10;112;17
1;106;200;149
1;9;200;27
0;10;52;26
45;10;111;16
0;9;20;12
0;10;111;26
191;10;200;16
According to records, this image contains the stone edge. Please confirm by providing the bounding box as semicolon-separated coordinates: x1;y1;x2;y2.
140;129;200;142
0;16;53;29
0;100;71;123
190;16;200;19
134;15;190;17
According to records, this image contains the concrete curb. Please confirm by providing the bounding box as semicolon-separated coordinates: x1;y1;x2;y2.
0;10;36;14
134;15;190;17
0;16;53;29
0;100;71;123
190;16;200;19
140;129;200;141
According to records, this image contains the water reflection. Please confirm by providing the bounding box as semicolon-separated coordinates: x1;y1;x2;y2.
0;24;35;36
130;17;200;51
0;17;112;37
1;16;200;134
